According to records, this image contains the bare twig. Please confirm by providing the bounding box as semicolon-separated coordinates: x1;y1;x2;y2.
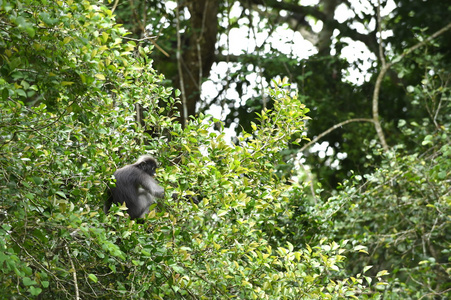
128;0;143;36
135;103;142;126
10;236;51;274
300;118;374;152
392;22;451;65
65;244;80;300
121;36;157;42
298;161;317;200
376;2;386;67
122;36;170;57
142;1;147;40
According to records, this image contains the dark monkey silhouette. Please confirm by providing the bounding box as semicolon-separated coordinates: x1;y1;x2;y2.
104;155;165;219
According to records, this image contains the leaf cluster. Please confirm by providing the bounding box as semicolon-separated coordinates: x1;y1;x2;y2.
318;119;451;298
0;1;379;299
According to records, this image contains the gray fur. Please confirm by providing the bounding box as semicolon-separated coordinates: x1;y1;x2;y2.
104;156;164;219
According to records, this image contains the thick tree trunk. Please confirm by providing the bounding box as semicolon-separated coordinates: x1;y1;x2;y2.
177;0;219;124
317;0;338;55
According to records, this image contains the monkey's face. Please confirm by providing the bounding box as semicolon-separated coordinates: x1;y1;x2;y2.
141;161;157;177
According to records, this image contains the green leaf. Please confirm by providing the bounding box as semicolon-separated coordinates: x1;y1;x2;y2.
217;209;228;217
23;277;37;286
422;135;433;145
363;265;373;273
39;12;58;25
437;171;446;179
376;270;389;277
29;286;42;296
353;245;368;254
95;74;106;80
55;191;67;199
88;274;98;283
101;31;109;43
14;16;35;37
2;88;9;100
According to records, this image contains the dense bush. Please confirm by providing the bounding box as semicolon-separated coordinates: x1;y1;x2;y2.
0;1;376;298
323;140;450;298
3;1;448;299
319;55;451;298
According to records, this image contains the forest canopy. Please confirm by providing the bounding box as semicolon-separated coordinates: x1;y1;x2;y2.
0;0;450;299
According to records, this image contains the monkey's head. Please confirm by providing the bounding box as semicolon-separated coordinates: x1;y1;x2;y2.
135;155;158;176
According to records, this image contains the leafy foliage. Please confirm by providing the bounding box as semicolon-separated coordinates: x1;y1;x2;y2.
317;53;451;298
324;138;450;298
0;1;377;298
118;0;451;192
1;1;448;299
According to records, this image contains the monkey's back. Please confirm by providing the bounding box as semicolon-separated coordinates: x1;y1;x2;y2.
111;165;148;217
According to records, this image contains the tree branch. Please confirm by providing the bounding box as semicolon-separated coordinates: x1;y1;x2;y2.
243;0;378;54
391;22;451;66
65;244;80;300
372;63;389;151
111;0;119;13
372;16;451;151
372;1;389;151
300;118;374;152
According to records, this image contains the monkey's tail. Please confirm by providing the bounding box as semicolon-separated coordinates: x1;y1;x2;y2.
103;188;113;214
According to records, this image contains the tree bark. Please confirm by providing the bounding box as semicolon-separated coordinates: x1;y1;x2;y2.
177;0;219;125
317;0;338;55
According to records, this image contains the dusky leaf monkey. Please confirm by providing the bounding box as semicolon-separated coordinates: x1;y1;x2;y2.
104;155;165;219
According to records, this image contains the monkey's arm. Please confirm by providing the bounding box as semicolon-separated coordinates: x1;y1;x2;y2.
141;176;165;198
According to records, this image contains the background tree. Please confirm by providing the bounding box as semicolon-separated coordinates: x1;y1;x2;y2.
1;0;449;298
0;1;378;298
113;0;218;124
113;0;451;190
321;51;451;296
